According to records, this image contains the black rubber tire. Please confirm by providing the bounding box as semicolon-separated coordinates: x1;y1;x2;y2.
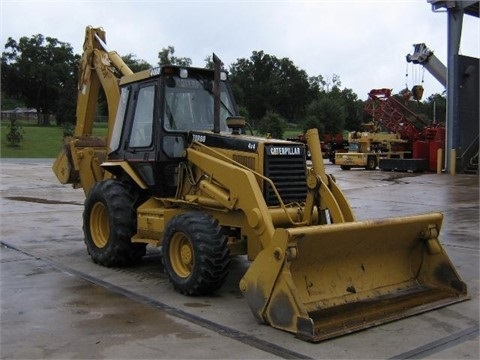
366;156;377;170
83;180;146;267
162;212;230;295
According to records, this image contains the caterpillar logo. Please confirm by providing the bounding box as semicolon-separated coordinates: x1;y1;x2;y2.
268;146;302;156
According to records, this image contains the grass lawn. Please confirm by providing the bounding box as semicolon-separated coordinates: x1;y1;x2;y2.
1;122;304;158
1;123;108;158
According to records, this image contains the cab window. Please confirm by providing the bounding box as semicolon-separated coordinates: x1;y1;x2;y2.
163;76;233;132
109;87;130;153
130;85;155;147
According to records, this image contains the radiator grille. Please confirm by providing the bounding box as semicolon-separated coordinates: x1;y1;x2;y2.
264;147;307;206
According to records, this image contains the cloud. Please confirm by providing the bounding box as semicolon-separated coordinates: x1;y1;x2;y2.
1;0;478;101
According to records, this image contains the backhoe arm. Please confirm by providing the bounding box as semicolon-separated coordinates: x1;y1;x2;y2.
53;26;133;195
75;26;133;142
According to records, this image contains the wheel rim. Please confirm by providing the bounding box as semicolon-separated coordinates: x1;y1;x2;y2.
90;202;109;248
169;232;194;278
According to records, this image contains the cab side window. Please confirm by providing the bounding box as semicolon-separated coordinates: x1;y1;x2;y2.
130;85;155;147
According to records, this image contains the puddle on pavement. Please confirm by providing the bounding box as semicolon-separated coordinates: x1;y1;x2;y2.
63;281;210;341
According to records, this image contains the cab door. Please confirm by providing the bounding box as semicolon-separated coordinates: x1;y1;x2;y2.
123;82;157;187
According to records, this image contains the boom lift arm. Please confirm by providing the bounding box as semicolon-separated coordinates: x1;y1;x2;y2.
406;43;447;87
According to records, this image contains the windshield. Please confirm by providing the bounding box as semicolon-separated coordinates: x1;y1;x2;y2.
163;76;235;132
349;143;360;152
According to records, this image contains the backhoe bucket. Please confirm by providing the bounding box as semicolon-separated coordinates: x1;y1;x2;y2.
241;212;468;342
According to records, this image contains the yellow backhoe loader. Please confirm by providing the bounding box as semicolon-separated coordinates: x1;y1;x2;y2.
53;26;468;342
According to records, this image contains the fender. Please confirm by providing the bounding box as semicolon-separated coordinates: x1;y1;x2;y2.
101;161;148;190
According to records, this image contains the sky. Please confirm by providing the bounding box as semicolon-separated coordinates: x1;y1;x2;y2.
1;0;479;101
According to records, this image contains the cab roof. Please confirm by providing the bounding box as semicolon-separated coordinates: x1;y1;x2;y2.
119;65;219;86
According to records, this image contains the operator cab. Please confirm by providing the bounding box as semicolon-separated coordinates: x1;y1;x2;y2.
107;65;238;196
348;143;360;152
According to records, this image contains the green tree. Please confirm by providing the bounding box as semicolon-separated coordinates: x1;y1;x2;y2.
122;53;152;72
54;75;77;125
271;57;311;121
257;111;286;139
305;91;347;136
1;90;24;110
230;52;273;121
307;75;325;100
204;55;214;69
229;51;310;123
420;93;446;124
158;46;192;66
303;76;363;135
1;34;79;125
340;88;364;131
323;74;342;92
303;114;325;136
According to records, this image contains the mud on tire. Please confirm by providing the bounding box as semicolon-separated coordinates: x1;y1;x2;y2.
83;180;146;267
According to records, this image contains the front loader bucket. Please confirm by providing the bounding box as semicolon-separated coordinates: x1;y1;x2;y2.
240;212;468;342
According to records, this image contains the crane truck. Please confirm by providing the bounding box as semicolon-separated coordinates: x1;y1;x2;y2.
53;27;468;342
334;123;409;170
365;88;446;172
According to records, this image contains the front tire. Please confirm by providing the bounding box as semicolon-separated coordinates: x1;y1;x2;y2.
162;212;230;295
83;180;146;267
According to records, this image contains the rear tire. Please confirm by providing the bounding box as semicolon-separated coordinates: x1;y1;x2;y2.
162;212;230;295
83;180;146;267
366;156;377;170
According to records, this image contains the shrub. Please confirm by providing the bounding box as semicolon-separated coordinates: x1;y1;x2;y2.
257;111;285;139
6;118;25;147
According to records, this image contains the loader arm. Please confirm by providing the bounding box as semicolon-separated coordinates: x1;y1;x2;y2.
185;127;354;245
184;128;359;329
185;143;287;323
304;128;355;224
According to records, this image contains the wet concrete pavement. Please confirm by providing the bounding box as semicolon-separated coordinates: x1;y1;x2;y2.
1;248;278;359
0;158;478;359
